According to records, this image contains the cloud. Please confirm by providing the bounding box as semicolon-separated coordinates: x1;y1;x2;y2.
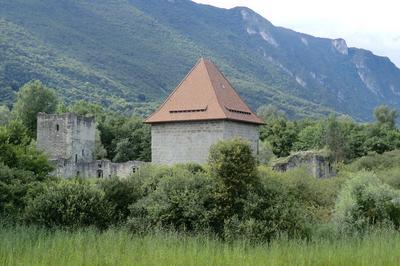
193;0;400;67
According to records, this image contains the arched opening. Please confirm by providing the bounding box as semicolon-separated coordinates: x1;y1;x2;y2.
97;170;103;178
56;124;59;131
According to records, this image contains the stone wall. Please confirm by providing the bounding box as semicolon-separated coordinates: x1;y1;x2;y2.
272;150;335;179
51;159;144;179
151;120;259;165
37;113;95;163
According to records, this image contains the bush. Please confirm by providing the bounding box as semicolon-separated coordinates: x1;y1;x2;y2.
0;164;52;220
24;180;113;229
208;139;257;217
128;171;216;233
222;172;314;243
334;172;400;233
258;166;344;222
99;177;142;224
347;150;400;172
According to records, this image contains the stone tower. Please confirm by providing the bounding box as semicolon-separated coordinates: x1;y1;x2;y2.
145;58;264;165
37;113;96;164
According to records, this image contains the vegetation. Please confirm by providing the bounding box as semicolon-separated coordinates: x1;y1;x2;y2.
259;105;400;162
1;81;400;263
2;0;400;120
1;226;400;266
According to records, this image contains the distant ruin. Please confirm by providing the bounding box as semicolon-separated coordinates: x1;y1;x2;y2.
272;150;336;179
37;113;143;178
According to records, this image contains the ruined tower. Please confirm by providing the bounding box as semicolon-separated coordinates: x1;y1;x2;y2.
145;58;264;165
37;113;96;164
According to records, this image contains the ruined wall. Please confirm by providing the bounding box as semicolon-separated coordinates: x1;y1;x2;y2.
51;159;144;179
272;151;335;179
151;120;259;165
70;115;96;163
37;113;95;163
37;113;70;160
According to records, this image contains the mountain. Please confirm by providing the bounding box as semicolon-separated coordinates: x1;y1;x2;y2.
0;0;399;120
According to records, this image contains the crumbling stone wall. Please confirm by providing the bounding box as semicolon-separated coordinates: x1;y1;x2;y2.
37;113;95;163
272;150;335;178
52;159;144;179
37;113;145;179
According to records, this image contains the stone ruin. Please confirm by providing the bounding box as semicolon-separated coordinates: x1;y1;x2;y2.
271;150;336;179
37;113;144;178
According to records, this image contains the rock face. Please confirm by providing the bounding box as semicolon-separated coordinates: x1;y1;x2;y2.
272;150;335;179
37;113;144;178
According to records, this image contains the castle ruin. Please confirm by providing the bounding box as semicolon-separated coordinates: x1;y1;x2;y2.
37;112;143;178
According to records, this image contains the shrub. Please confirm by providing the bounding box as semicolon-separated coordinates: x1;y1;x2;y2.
0;164;51;220
347;150;400;172
334;172;400;233
208;138;257;217
223;175;313;243
99;177;142;223
24;180;113;229
128;172;216;233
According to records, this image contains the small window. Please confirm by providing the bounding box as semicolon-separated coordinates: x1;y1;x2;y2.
98;163;102;168
75;154;78;163
132;167;137;174
56;124;59;131
76;171;80;176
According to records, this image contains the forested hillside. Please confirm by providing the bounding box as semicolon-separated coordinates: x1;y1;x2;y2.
1;0;400;120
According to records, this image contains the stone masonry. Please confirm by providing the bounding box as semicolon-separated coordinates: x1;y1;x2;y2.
272;150;336;179
151;120;259;165
37;113;143;178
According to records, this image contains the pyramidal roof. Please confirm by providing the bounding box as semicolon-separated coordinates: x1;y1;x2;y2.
145;58;264;125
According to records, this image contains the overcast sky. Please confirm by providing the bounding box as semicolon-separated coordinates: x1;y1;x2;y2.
193;0;400;68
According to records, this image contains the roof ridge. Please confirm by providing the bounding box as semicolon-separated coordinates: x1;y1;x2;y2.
202;59;229;119
145;58;204;122
204;59;256;114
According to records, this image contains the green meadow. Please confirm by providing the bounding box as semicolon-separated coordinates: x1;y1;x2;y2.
1;226;400;266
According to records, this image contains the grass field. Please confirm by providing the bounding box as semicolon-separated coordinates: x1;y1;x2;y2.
1;226;400;266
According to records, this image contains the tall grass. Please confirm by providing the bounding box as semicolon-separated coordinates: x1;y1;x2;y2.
1;226;400;266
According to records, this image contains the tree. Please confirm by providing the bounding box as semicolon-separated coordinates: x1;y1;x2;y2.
260;117;298;157
325;115;348;162
374;105;398;129
208;138;257;217
0;105;11;126
12;80;58;138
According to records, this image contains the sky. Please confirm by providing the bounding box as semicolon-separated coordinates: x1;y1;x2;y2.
193;0;400;68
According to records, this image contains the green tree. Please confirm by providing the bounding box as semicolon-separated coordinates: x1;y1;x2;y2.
374;105;398;129
99;115;151;162
12;80;58;138
325;115;348;162
0;105;11;126
260;117;298;157
208;139;257;217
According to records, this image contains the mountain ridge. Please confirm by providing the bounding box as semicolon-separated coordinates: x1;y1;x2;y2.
0;0;399;120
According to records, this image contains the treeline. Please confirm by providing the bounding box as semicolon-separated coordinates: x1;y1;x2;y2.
258;105;400;162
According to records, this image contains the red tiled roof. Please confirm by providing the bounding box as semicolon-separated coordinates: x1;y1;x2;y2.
145;58;264;125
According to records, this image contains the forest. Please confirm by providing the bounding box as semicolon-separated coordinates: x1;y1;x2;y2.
1;80;400;264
